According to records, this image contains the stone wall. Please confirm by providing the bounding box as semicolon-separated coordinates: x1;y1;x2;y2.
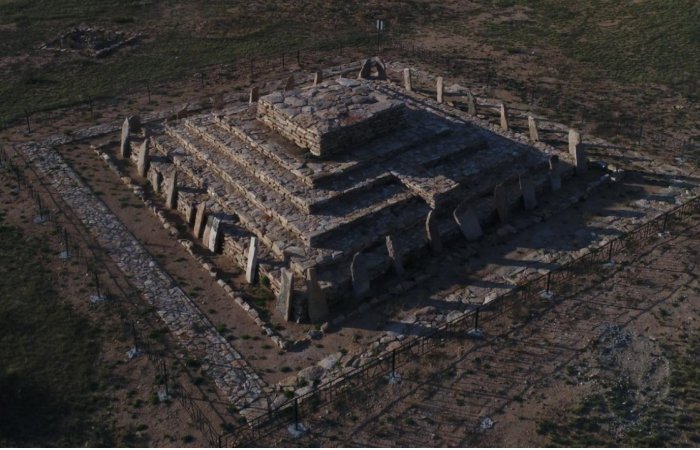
256;79;405;157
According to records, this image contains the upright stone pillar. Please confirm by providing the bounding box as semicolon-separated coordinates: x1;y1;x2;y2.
208;216;222;253
150;169;162;195
193;202;207;239
306;267;329;323
184;201;196;226
500;104;510;132
574;143;588;175
454;201;483;241
425;210;442;254
528;116;539;142
494;183;508;223
245;237;258;284
249;86;259;104
202;216;214;249
568;129;581;156
165;171;178;210
313;71;323;86
120;118;130;159
436;76;444;104
358;59;372;79
127;115;141;133
385;234;404;276
466;91;477;116
276;269;294;321
519;175;537;210
403;68;413;92
549;155;561;191
284;75;295;91
137;139;149;178
351;252;370;299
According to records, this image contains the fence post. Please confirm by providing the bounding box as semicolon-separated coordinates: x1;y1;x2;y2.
293;398;299;431
474;308;480;331
391;350;396;376
545;272;551;294
607;240;614;262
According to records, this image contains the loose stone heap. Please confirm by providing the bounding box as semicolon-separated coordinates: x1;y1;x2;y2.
135;74;579;322
256;79;405;157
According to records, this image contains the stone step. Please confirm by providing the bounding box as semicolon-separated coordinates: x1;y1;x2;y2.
219;105;453;187
187;115;400;215
166;123;423;250
152;134;325;267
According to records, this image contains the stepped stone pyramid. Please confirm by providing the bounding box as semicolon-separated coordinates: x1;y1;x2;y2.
136;74;577;322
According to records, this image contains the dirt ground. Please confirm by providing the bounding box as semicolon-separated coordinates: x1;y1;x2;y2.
1;6;698;444
257;219;700;447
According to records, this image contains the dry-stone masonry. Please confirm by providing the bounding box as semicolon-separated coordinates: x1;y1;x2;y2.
137;69;578;322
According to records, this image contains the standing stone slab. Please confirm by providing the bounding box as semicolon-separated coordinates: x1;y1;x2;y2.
202;215;214;248
500;104;510;132
193;203;207;239
120;118;130;159
436;76;444;104
574;143;588;175
127;115;141;133
494;183;509;223
519;175;537;210
569;129;581;156
351;252;370;299
385;234;404;276
245;237;258;284
276;269;294;322
284;75;295;91
184;201;196;226
249;86;259;104
425;210;442;254
466;91;477;116
165;171;178;210
150;169;163;195
358;59;372;79
549;155;562;191
306;267;329;323
454;201;483;241
208;216;222;253
403;68;413;92
137;139;149;178
313;71;323;86
528;116;539;142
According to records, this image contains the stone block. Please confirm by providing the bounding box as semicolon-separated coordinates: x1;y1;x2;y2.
528;116;539;142
454;201;483;241
249;86;259;104
276;269;293;321
150;169;162;195
403;68;412;91
208;216;222;253
500;104;509;132
569;129;581;156
120;118;130;159
385;234;404;276
137;139;149;178
313;71;323;86
245;237;258;284
306;267;329;323
351;252;370;299
436;76;444;104
193;202;207;239
165;171;178;210
425;210;442;254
